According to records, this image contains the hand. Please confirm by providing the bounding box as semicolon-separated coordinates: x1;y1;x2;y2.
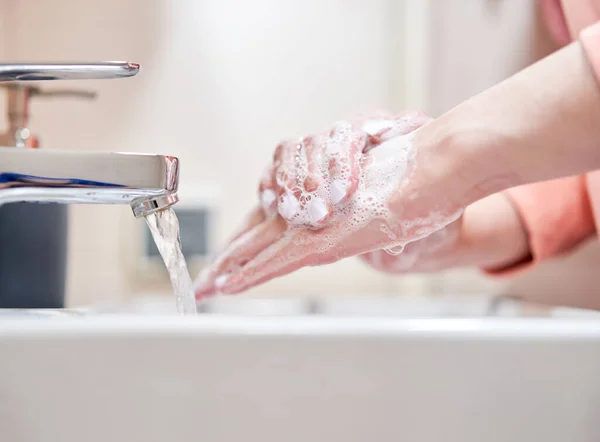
361;192;530;275
360;219;462;273
194;110;464;297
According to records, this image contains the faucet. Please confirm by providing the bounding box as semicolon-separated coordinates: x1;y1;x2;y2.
0;62;179;218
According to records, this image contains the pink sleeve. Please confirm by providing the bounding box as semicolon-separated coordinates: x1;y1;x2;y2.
540;0;600;46
483;176;595;276
581;21;600;80
540;0;572;46
561;0;600;38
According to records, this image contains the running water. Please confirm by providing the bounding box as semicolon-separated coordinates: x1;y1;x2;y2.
145;208;197;315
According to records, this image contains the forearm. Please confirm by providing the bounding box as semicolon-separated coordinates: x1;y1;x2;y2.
414;41;600;207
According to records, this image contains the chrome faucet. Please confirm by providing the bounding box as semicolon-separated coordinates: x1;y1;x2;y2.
0;62;179;218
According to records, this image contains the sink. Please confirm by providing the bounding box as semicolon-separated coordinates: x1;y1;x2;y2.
2;297;600;442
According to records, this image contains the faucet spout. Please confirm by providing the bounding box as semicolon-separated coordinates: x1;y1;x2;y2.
0;147;179;218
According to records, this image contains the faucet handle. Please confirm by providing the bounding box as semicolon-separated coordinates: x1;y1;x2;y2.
0;61;140;82
0;84;97;100
31;88;97;100
0;63;135;148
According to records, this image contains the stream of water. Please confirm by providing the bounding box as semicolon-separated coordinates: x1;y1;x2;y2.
145;208;197;315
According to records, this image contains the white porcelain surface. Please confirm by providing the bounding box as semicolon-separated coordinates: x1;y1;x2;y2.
99;293;535;318
316;294;501;317
200;296;311;316
2;314;600;442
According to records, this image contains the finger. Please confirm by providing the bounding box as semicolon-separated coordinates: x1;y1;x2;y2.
275;140;303;222
194;206;267;298
213;216;287;278
301;135;322;192
259;141;290;215
302;134;335;228
277;137;335;228
195;216;287;297
194;266;219;299
217;231;318;294
219;219;395;294
229;206;266;244
328;130;364;206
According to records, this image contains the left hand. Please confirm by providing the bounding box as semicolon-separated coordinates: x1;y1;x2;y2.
360;218;462;273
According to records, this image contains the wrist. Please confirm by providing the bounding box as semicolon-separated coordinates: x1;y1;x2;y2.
410;117;522;209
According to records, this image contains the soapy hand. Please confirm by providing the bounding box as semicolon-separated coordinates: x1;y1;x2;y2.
360;190;534;275
360;219;462;273
195;111;462;296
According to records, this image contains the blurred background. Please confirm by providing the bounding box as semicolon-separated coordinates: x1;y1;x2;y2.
0;0;598;309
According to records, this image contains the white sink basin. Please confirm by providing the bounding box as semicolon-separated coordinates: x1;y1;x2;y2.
2;310;600;442
102;293;554;317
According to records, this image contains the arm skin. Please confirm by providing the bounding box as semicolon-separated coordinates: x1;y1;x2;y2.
412;42;600;209
395;41;600;272
365;9;600;278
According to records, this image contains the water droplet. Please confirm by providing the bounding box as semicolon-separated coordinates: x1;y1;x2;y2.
383;245;405;256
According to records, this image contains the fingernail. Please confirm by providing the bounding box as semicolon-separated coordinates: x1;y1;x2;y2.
330;179;348;204
307;198;329;224
279;192;300;220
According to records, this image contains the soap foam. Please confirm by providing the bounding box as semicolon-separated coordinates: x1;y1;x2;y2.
259;113;462;264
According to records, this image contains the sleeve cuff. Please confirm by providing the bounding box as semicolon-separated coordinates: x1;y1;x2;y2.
581;21;600;85
481;176;595;277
